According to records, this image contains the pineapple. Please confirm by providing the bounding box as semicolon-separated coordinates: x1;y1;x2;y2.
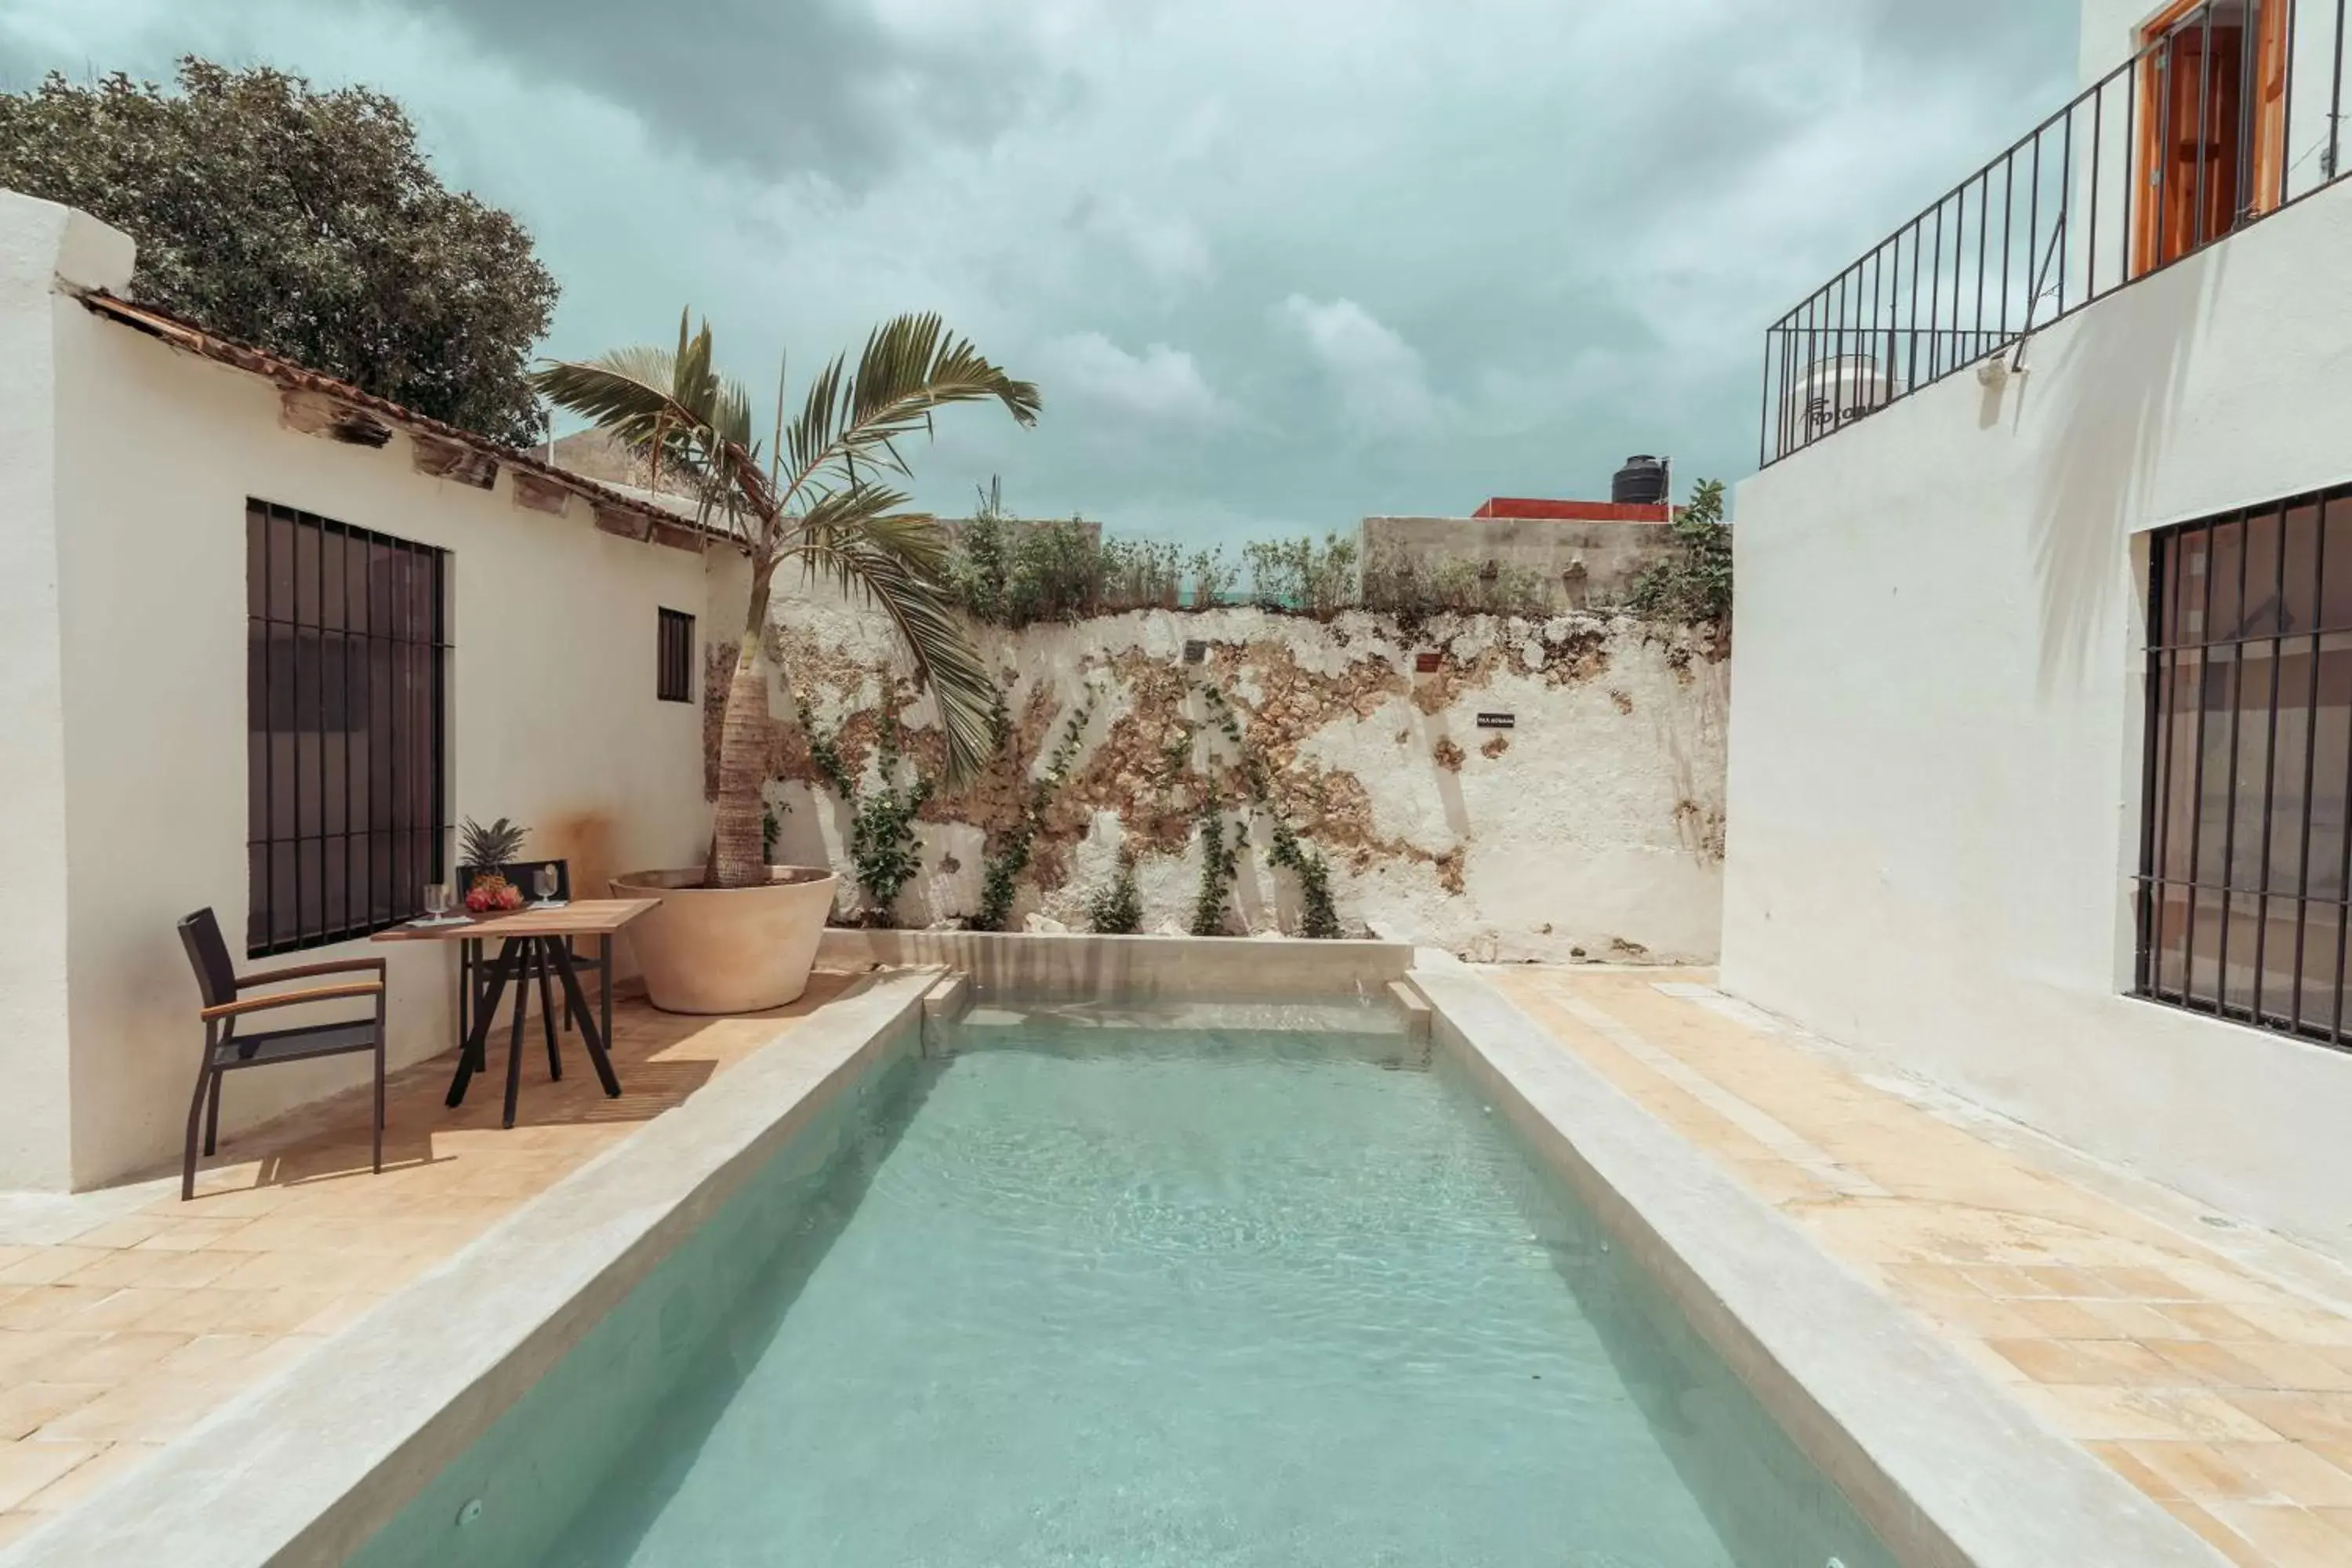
459;817;529;913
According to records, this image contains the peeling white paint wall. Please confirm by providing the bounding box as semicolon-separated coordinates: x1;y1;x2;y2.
745;570;1727;963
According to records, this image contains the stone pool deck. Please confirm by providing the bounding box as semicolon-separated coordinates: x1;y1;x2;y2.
6;956;2352;1564
1494;964;2352;1568
0;974;858;1547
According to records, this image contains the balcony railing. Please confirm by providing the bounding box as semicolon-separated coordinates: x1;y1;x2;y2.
1762;0;2352;466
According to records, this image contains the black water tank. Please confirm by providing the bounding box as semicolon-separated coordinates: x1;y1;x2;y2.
1612;455;1668;506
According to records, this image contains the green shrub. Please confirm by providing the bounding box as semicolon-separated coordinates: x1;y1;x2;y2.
1627;478;1732;624
1086;853;1143;935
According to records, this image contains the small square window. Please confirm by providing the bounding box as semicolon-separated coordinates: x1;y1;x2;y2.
658;608;695;702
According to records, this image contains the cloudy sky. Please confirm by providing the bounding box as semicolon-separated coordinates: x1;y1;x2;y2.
2;1;2076;545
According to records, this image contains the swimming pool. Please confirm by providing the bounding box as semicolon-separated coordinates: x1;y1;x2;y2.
353;997;1896;1568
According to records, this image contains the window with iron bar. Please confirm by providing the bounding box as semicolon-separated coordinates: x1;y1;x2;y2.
246;501;449;956
658;607;695;703
2138;487;2352;1045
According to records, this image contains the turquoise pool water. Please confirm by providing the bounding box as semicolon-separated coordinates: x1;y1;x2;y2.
358;1003;1896;1568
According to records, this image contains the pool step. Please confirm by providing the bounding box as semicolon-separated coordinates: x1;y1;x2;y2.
920;971;972;1053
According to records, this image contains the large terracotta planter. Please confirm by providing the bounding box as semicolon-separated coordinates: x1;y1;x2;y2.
609;867;840;1014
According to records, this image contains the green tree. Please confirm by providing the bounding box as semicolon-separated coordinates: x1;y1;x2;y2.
1627;479;1733;624
0;58;558;446
534;313;1036;889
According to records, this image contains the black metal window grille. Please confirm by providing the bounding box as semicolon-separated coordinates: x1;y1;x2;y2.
657;608;695;703
1764;0;2350;466
247;501;449;956
2137;488;2352;1045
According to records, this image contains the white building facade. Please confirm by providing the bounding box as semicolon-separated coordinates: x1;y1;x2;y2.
2;191;718;1192
1727;0;2352;1252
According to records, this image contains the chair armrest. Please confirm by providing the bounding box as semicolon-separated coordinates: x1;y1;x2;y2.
202;980;383;1021
238;957;387;989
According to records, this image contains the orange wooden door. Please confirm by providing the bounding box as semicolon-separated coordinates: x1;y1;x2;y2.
2133;1;2286;276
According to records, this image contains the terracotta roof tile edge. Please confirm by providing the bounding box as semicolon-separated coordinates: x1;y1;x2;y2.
75;289;721;551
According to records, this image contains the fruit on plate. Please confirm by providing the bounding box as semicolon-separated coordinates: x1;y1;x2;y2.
465;879;524;913
458;815;529;913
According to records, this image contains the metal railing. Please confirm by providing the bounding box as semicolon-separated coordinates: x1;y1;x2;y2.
1762;0;2352;466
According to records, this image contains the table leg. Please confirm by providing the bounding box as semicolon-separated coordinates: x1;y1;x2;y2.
599;935;612;1054
550;939;622;1098
502;940;535;1128
535;942;562;1082
447;938;523;1108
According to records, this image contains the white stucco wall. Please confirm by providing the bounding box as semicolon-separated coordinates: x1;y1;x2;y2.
1724;175;2352;1253
2;192;713;1190
752;574;1728;964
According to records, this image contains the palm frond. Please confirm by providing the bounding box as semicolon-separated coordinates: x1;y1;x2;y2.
788;488;998;783
532;318;763;540
779;312;1040;511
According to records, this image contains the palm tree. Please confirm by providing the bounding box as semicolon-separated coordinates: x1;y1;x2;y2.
532;312;1038;890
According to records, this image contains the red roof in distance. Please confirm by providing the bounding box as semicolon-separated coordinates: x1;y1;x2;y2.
1472;498;1671;523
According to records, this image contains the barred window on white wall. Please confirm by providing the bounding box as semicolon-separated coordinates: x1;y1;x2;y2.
246;501;448;956
2139;491;2352;1044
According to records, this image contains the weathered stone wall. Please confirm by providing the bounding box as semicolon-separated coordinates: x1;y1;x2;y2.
710;566;1727;962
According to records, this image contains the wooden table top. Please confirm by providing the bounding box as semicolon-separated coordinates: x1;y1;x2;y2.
371;898;662;942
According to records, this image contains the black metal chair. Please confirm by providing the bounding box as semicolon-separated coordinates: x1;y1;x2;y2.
176;908;387;1201
456;858;605;1073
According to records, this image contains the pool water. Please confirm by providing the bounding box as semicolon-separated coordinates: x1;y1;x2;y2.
358;1006;1895;1568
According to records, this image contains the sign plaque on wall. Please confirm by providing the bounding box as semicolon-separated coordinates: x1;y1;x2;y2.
1475;712;1515;730
1182;640;1207;665
1414;652;1443;673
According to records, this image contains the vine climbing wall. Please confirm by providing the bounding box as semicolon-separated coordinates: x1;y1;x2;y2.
706;569;1729;963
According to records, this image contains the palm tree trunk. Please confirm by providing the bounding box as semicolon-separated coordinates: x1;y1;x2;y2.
710;560;778;889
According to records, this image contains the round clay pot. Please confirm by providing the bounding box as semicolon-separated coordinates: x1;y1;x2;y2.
609;866;840;1014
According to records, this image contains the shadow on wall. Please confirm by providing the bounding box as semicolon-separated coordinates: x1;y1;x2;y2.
2024;245;2220;696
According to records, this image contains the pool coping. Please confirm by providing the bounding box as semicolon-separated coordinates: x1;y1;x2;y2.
0;967;940;1568
818;928;1415;999
1411;964;2231;1568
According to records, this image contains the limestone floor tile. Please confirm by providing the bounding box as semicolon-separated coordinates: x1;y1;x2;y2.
2221;1440;2352;1507
2089;1299;2206;1340
55;1247;243;1291
1991;1336;2183;1387
0;1251;111;1289
2224;1340;2352;1393
0;1384;107;1443
2164;1501;2271;1566
2090;1439;2186;1499
61;1288;179;1332
2228;1393;2352;1448
0;1441;103;1512
54;1215;173;1250
2151;1339;2307;1391
0;1288;118;1331
45;1333;191;1384
2119;1441;2272;1503
2232;1302;2352;1348
2006;1297;2131;1340
155;1334;273;1375
0;1332;102;1383
129;1218;254;1253
2206;1501;2352;1566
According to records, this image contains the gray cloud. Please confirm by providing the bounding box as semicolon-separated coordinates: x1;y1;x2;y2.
379;0;1078;186
2;0;2079;545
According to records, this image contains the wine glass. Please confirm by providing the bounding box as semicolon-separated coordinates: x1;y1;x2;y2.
423;882;455;924
534;866;561;908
